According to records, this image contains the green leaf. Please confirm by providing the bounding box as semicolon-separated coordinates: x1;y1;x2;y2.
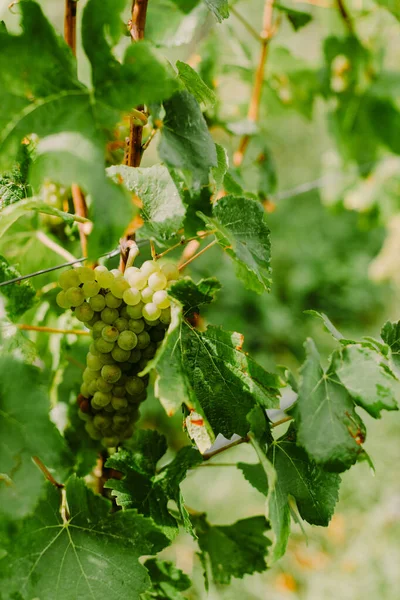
212;144;229;193
295;339;366;472
381;320;400;375
82;0;177;112
203;0;229;22
275;4;312;31
305;310;345;341
168;276;221;316
107;164;185;243
105;432;202;538
176;60;216;109
0;255;35;319
267;427;340;561
32;133;133;258
146;1;207;48
193;515;271;585
3;476;170;599
200;195;272;294
143;559;192;600
374;0;400;21
335;345;399;418
0;357;71;520
257;148;277;197
237;462;269;496
159;91;217;184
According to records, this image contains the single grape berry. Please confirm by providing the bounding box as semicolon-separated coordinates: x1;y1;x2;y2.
75;303;95;323
141;287;154;304
125;270;147;290
82;280;100;298
140;260;159;277
152;290;170;309
59;269;80;290
118;330;138;351
65;287;85;307
89;294;106;312
148;272;167;291
76;266;96;283
128;349;141;363
114;317;129;332
101;325;119;343
111;346;131;362
101;307;119;324
126;303;144;319
142;303;161;322
128;318;145;334
123;287;141;306
93;391;112;407
87;353;103;371
83;368;100;383
105;292;122;308
159;308;171;325
56;291;71;309
125;375;145;396
161;262;180;281
96;268;114;289
101;364;122;384
137;331;151;349
92;320;106;339
96;378;113;393
95;337;115;354
110;278;129;299
112;397;129;411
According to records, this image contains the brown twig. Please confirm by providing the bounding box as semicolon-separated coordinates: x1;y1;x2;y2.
234;0;276;168
71;184;89;258
32;456;64;488
18;324;90;336
202;436;250;460
64;0;77;55
336;0;354;35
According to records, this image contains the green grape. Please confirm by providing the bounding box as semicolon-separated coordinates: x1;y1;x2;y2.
75;303;95;323
91;398;103;411
110;269;123;278
65;287;85;307
144;318;159;328
148;271;167;291
56;291;71;309
128;349;141;363
89;294;106;312
135;390;147;403
83;368;100;383
101;364;122;383
76;266;96;283
87;353;103;371
94;265;108;276
125;375;145;396
78;409;90;422
111;397;128;411
85;421;102;440
111;346;131;362
96;268;114;289
128;318;145;334
137;331;151;349
142;342;157;359
119;306;130;319
142;303;161;321
102;436;119;448
159;308;171;325
96;377;113;393
89;342;99;355
118;330;138;351
82;280;100;298
86;314;100;328
93;414;112;431
104;402;115;413
114;317;129;332
101;325;119;343
113;385;126;398
99;352;116;365
123;287;141;306
141;287;154;304
152;290;170;309
150;327;166;342
95;337;115;353
101;307;119;324
125;270;147;290
59;269;80;290
88;380;98;396
80;383;90;398
140;260;159;277
110;277;129;299
93;391;112;407
161;262;180;281
124;267;139;279
126;303;144;319
92;320;106;339
105;292;122;308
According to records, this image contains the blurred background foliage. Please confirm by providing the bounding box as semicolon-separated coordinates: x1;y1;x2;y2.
1;0;400;598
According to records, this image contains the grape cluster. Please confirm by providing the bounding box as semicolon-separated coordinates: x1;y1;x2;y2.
56;260;179;447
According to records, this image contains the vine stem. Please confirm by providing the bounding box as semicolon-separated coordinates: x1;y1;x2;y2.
32;456;64;488
155;230;216;260
17;324;90;336
178;239;218;271
71;184;89;258
230;6;262;42
64;0;77;55
336;0;354;35
233;0;276;168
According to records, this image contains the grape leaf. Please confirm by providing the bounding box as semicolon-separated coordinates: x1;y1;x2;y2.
212;144;229;193
267;427;340;561
193;515;271;585
0;255;35;319
335;345;399;418
237;462;269;496
0;357;72;520
32;133;133;258
200;195;272;294
374;0;400;21
305;310;346;341
203;0;229;22
107;164;185;243
159;91;217;184
105;432;202;538
275;4;312;30
143;559;192;600
176;60;216;109
168;276;221;316
2;476;170;599
295;339;366;472
381;320;400;376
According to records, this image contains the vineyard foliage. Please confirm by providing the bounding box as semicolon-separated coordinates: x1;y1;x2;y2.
0;0;400;598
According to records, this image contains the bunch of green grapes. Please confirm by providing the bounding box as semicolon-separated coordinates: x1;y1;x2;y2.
56;259;179;447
